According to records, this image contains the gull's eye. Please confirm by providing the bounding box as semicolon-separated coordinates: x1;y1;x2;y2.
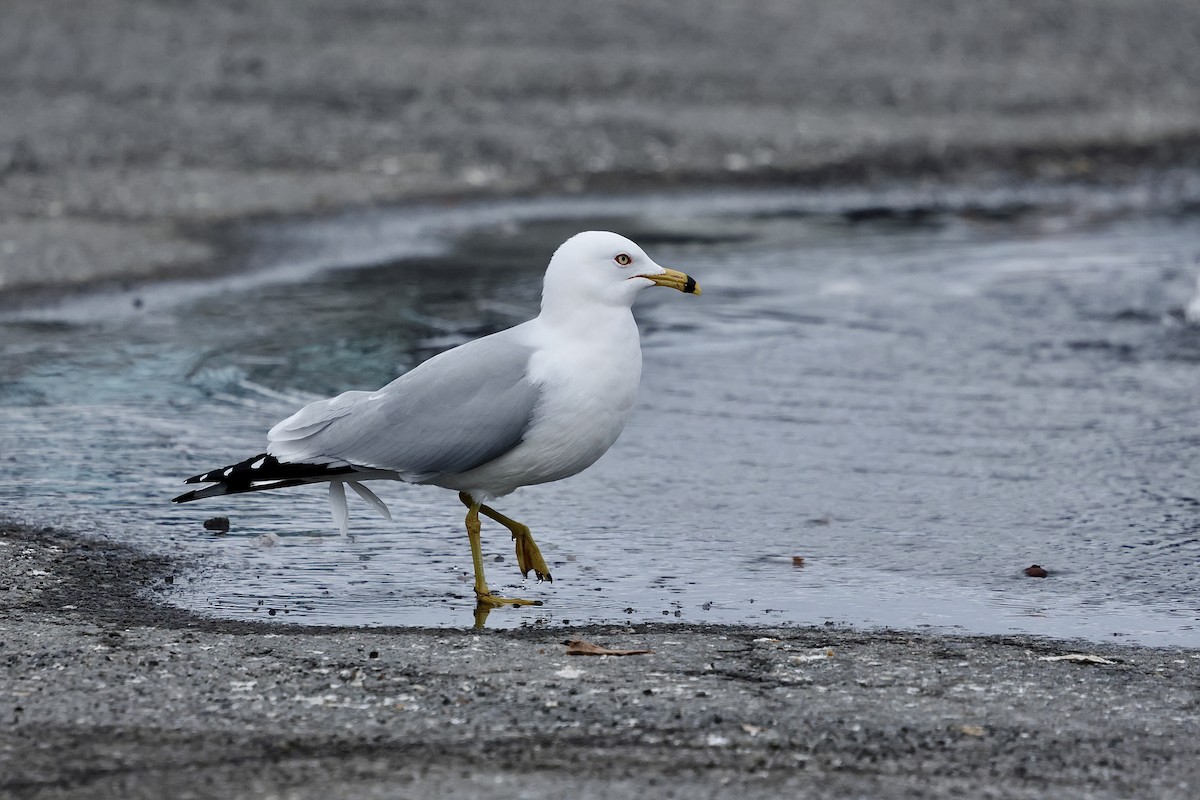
614;253;632;267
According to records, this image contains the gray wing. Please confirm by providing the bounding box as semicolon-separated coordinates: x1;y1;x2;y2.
266;329;540;480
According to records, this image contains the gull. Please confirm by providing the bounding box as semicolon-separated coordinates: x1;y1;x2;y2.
173;231;701;609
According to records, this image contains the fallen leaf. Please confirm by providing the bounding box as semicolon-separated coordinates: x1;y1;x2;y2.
791;556;805;567
565;639;653;656
1038;653;1117;665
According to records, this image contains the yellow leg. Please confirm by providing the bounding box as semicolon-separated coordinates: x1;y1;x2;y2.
460;493;542;609
479;505;552;582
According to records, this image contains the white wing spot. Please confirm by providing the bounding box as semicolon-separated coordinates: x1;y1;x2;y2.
223;468;233;477
251;457;266;470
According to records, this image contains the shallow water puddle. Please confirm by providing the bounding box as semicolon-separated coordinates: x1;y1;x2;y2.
3;190;1200;644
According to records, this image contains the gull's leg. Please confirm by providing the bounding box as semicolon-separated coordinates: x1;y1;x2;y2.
460;492;542;609
476;504;552;582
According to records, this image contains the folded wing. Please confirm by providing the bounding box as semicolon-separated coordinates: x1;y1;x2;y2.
267;331;541;482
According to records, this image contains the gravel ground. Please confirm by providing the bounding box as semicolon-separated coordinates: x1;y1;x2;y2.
3;524;1199;799
5;3;1200;797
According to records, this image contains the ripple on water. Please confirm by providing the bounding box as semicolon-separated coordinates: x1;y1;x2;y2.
3;193;1200;644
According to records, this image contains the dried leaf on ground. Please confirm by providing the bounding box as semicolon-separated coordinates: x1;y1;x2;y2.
1038;653;1117;665
565;639;653;656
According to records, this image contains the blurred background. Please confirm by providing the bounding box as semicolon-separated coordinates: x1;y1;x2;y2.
2;0;1199;295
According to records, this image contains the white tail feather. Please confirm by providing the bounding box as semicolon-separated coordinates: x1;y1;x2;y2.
329;480;349;536
348;481;393;521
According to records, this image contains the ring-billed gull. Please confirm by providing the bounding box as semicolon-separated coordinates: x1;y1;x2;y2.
173;231;701;609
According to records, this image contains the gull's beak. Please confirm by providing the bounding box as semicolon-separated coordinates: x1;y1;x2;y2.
636;267;701;295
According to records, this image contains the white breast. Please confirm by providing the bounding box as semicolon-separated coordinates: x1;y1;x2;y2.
442;310;643;500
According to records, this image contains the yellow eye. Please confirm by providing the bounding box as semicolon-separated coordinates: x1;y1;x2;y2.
615;253;632;267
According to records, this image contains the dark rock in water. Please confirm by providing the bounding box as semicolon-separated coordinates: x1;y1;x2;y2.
1024;565;1049;578
203;517;230;533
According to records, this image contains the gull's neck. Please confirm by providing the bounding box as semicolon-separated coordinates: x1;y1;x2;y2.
536;298;637;339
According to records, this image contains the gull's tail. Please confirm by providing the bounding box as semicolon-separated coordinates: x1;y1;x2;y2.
171;453;356;503
172;454;395;535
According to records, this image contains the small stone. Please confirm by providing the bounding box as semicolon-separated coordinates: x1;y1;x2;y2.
203;517;230;533
1024;565;1048;578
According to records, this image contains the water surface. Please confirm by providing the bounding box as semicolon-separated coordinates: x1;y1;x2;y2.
3;190;1200;645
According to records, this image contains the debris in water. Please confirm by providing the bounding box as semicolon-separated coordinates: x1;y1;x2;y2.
1024;564;1048;578
203;516;230;533
792;556;805;567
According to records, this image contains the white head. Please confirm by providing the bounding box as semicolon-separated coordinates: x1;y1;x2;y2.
540;231;700;317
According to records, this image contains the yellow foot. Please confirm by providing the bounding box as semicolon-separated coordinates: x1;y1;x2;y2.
511;528;553;582
474;589;543;608
472;591;542;628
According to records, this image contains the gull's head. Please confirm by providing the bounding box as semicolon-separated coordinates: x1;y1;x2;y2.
541;231;700;313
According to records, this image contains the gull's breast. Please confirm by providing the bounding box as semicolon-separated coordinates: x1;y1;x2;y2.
442;322;643;499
